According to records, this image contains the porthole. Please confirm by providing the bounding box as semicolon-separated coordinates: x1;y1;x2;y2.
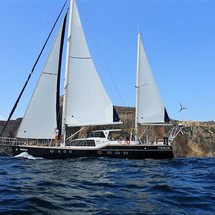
107;151;112;155
97;151;102;154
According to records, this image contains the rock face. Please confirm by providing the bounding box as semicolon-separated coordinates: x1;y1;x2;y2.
0;106;214;157
0;118;22;137
173;121;215;157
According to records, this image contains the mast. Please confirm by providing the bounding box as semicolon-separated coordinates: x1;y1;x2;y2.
62;0;74;145
135;32;141;141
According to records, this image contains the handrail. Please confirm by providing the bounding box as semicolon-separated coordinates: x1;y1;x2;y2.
0;137;26;146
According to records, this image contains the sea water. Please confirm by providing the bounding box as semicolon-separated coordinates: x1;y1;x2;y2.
0;155;214;214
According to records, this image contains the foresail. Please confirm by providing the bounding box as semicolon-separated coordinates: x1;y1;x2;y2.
63;0;120;127
136;33;169;124
16;19;66;139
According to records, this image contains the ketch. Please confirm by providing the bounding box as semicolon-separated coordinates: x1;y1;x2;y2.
2;0;183;159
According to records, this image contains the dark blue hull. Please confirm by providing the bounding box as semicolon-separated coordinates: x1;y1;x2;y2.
11;145;174;159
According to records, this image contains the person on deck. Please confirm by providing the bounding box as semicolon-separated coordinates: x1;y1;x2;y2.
53;128;59;144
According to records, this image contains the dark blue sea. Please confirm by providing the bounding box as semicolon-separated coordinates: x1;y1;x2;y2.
0;155;214;215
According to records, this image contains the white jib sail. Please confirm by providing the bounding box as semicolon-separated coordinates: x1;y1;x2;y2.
63;0;115;127
136;33;167;124
16;22;65;139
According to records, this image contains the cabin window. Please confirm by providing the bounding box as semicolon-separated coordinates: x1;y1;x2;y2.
87;131;105;138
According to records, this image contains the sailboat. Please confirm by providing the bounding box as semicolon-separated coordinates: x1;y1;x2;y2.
11;0;182;159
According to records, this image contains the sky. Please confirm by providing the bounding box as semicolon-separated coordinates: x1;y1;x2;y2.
0;0;215;122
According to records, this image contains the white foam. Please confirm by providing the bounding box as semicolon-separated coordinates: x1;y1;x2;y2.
15;152;43;160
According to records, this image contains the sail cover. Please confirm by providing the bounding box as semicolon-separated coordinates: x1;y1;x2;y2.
63;0;120;127
136;34;169;124
17;20;66;139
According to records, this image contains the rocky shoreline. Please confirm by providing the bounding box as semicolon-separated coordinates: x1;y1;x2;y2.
0;106;214;157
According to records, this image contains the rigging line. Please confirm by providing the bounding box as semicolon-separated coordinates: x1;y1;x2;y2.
91;1;136;34
0;0;68;137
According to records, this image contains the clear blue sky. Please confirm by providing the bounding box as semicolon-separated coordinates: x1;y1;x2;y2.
0;0;214;122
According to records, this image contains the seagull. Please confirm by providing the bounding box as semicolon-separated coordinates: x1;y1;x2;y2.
179;103;187;113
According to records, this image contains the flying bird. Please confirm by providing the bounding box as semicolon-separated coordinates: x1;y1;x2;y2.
179;103;187;113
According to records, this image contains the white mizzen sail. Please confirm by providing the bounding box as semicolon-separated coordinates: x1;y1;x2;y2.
62;0;119;127
17;20;66;139
136;33;169;124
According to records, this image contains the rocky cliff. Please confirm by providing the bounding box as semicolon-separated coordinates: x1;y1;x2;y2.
0;106;214;157
172;121;215;157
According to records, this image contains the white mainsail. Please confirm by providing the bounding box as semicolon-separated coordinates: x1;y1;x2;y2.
62;0;118;127
136;33;169;125
16;21;65;139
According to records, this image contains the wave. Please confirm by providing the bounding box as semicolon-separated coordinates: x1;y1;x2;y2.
14;152;43;160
